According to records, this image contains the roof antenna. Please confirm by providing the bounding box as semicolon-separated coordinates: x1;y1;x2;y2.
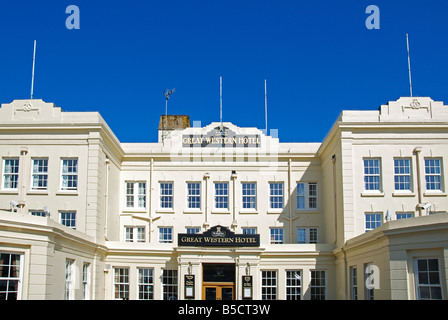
162;88;175;145
406;33;413;97
264;78;268;135
30;40;37;99
219;76;223;129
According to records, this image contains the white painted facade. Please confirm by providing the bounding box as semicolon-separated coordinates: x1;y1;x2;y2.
0;97;447;300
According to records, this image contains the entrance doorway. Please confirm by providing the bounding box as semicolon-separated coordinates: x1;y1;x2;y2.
202;263;235;300
203;285;234;300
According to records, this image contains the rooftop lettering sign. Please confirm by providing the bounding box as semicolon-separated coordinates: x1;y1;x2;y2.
182;125;260;148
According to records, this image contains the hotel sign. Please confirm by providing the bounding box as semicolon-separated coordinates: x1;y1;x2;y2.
182;125;260;148
178;225;260;247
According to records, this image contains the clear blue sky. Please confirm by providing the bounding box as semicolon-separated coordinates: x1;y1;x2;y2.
1;1;447;143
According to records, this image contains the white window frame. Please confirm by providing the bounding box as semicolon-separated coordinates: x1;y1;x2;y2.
396;212;413;220
2;158;19;190
414;258;443;300
113;267;130;300
159;182;174;210
297;227;318;244
30;211;46;217
350;266;358;300
82;262;90;300
0;252;24;300
297;182;318;211
186;182;201;210
31;158;49;191
125;182;146;209
363;158;381;192
242;227;257;235
60;211;76;229
159;227;173;243
365;213;382;232
285;270;302;300
60;158;78;191
125;226;146;243
162;269;178;300
186;227;200;234
269;227;284;244
310;270;327;300
138;268;154;300
242;182;257;210
214;182;229;210
269;182;284;209
261;270;277;300
424;158;443;192
394;158;412;192
65;259;74;300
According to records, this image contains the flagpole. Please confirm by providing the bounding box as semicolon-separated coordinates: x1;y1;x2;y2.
406;33;413;97
220;76;223;126
31;40;36;99
265;79;268;134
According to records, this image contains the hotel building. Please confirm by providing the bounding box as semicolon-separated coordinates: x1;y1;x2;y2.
0;96;447;300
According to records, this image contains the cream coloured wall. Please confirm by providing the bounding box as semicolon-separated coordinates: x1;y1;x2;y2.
0;97;447;300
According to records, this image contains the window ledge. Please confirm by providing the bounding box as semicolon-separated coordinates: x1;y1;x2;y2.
424;191;447;197
0;190;19;195
296;209;319;214
27;190;49;195
392;192;416;197
267;209;283;214
211;210;230;214
156;209;175;214
183;209;203;214
361;192;385;197
122;209;147;213
239;210;258;214
56;191;78;196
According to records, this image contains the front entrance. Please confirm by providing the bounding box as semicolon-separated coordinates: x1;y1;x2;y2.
202;263;235;300
203;285;234;300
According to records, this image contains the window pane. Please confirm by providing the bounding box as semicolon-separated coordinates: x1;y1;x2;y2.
61;159;78;190
162;270;178;300
3;159;19;189
269;183;283;209
242;183;256;209
364;159;381;191
187;182;201;209
215;183;228;209
425;159;442;190
416;258;442;300
160;182;173;209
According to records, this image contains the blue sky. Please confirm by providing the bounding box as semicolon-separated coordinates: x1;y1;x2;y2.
1;1;447;143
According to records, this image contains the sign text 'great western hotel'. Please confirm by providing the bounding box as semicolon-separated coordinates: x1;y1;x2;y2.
182;126;261;148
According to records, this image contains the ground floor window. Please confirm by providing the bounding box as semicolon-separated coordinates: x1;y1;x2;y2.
162;269;178;300
261;270;277;300
65;259;74;300
415;258;443;300
310;270;326;300
138;268;154;300
286;270;302;300
350;267;358;300
0;252;22;300
82;263;90;300
114;267;130;300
